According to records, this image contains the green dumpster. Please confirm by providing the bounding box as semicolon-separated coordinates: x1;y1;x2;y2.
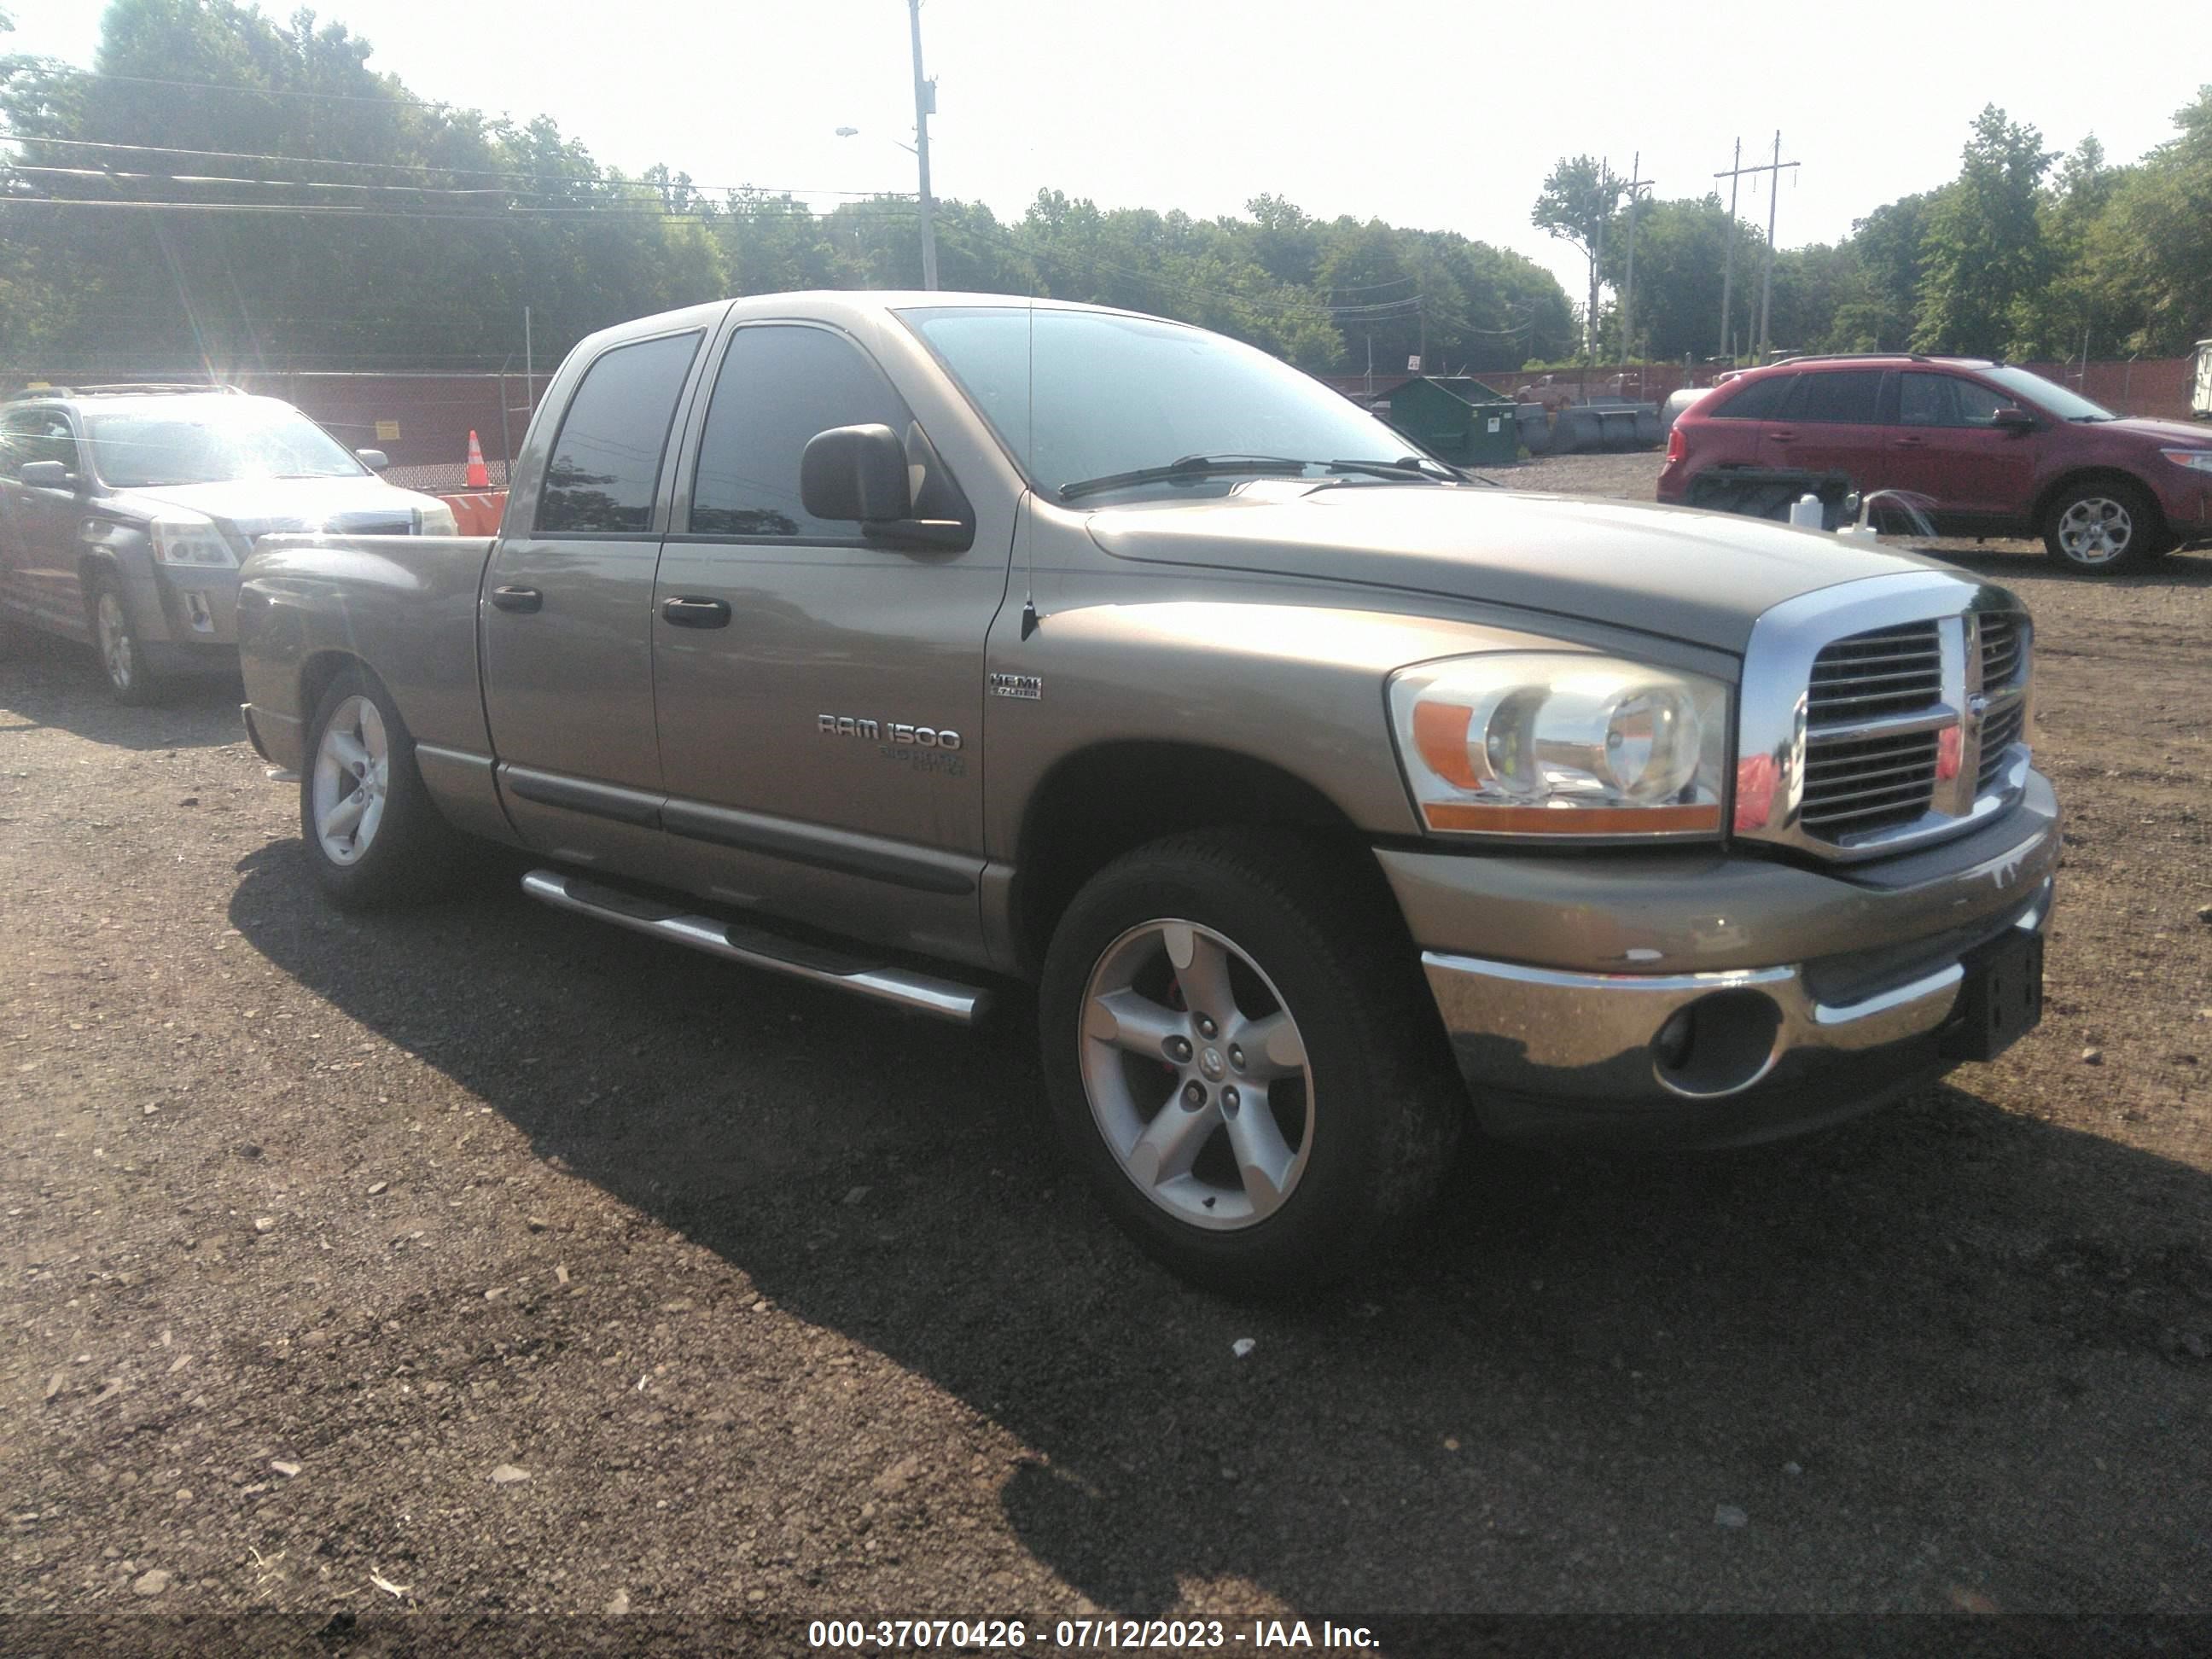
1374;375;1520;466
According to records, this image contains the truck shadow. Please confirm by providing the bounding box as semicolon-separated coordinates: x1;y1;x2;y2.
226;844;2212;1615
0;628;245;750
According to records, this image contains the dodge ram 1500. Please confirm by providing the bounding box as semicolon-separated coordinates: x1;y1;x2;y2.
236;293;2058;1291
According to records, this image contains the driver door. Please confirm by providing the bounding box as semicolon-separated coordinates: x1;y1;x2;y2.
649;320;1010;963
1887;370;2040;526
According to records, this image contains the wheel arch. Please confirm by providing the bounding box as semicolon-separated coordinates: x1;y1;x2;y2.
1009;740;1391;976
2032;467;2168;539
298;649;377;736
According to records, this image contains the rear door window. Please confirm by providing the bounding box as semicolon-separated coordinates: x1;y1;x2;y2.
535;331;702;534
1711;375;1796;419
1792;370;1884;424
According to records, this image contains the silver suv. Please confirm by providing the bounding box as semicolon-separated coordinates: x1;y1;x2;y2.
0;384;453;702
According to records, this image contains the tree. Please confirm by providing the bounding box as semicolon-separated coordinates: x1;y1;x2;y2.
1532;154;1621;359
2080;85;2212;354
1824;193;1933;351
1911;106;2054;355
1593;195;1746;359
0;1;1565;382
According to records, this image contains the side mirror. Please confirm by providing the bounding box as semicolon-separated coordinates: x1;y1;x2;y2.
355;448;390;471
800;423;911;522
1991;406;2036;435
18;460;73;491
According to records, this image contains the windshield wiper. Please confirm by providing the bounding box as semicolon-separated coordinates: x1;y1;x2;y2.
1057;453;1316;501
1326;457;1466;483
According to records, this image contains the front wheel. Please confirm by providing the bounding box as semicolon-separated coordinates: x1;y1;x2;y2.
300;667;468;910
90;580;167;705
2042;480;2168;573
1039;830;1465;1295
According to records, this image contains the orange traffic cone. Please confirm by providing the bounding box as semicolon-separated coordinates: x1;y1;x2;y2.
464;429;490;489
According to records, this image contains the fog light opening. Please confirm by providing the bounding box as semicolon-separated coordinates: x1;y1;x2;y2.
1650;990;1784;1098
186;591;215;633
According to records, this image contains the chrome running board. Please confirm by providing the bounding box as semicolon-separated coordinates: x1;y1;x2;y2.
519;868;989;1026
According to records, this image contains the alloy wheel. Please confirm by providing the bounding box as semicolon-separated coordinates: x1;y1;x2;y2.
96;591;134;693
2056;496;2133;565
311;695;391;866
1077;918;1314;1230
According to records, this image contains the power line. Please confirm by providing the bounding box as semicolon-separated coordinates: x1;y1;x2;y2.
0;135;908;199
0;196;928;224
5;67;474;113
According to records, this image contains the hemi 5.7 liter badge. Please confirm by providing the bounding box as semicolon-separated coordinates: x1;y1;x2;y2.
988;672;1043;701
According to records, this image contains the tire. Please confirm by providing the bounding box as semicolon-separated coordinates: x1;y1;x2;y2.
2041;479;2167;573
1038;829;1465;1296
88;578;168;705
299;666;469;910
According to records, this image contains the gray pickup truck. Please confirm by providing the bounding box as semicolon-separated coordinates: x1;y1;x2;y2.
236;292;2058;1291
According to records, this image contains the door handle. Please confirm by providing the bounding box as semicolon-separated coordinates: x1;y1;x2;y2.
661;596;732;629
1767;428;1796;443
1894;435;1926;448
489;585;542;614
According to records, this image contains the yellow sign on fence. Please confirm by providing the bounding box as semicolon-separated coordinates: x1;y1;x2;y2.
375;419;401;441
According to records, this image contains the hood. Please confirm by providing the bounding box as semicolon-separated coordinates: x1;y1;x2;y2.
108;474;445;538
1083;481;1952;654
2103;416;2212;446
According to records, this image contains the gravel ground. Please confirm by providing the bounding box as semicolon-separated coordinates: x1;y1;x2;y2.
3;457;2209;1641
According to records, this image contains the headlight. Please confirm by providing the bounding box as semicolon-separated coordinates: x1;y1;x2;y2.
415;502;458;536
1388;654;1729;836
2161;448;2212;474
149;510;239;568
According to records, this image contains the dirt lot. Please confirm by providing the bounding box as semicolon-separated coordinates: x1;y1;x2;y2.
3;453;2209;1640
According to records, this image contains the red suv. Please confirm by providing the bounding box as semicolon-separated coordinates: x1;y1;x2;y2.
1657;354;2212;573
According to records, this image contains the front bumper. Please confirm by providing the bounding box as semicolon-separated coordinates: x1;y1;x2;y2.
1389;770;2059;1148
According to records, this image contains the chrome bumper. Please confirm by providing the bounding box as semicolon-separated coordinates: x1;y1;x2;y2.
1423;878;2050;1148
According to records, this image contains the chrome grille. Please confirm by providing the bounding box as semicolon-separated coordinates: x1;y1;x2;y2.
1977;698;2025;793
1801;729;1941;836
1806;621;1942;722
1798;621;1945;836
1737;578;2036;864
1980;613;2024;687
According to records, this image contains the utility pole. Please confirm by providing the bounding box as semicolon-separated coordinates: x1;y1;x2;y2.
1620;153;1653;367
1587;154;1607;364
1714;133;1797;363
1716;137;1740;362
907;0;939;290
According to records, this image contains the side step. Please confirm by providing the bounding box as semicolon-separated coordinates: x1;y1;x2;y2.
519;868;991;1027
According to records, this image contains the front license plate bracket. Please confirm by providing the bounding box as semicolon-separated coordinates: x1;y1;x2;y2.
1941;929;2044;1062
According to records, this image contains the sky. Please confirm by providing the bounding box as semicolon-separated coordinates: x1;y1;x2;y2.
3;0;2206;305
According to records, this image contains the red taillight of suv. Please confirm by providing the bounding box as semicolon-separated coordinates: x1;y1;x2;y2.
1666;425;1686;464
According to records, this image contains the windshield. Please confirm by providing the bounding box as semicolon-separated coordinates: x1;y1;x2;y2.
899;306;1438;498
1979;364;2116;423
86;400;366;488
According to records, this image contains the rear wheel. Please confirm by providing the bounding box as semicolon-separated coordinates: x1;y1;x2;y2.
2042;480;2166;573
300;667;469;909
90;580;167;705
1039;830;1465;1295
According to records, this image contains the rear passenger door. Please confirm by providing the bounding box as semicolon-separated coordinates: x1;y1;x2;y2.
1759;369;1891;492
480;327;706;865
